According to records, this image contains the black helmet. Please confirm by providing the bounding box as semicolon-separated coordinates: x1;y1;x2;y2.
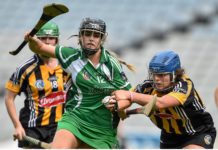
79;18;107;57
79;18;106;35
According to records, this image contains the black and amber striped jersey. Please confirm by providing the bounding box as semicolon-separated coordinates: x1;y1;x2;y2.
5;54;70;127
134;74;214;135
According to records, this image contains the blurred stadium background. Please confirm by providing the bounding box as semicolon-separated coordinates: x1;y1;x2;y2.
0;0;218;148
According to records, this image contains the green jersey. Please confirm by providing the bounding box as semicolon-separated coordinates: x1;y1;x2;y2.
55;46;131;148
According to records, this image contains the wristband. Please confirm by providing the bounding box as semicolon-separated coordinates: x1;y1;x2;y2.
129;91;133;102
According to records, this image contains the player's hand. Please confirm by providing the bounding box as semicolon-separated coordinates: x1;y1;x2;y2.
13;125;26;141
24;32;37;42
117;100;132;110
111;90;132;101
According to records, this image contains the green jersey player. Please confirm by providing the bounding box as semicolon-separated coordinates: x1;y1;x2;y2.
25;18;132;148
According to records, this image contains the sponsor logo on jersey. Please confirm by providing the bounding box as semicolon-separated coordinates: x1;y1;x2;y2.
39;91;66;108
48;75;58;82
155;112;173;119
35;80;45;91
204;135;212;145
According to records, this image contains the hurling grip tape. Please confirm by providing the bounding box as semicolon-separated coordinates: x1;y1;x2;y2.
23;135;51;149
126;107;144;115
125;94;157;117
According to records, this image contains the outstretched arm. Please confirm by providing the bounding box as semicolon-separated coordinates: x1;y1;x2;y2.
112;90;180;109
25;33;56;58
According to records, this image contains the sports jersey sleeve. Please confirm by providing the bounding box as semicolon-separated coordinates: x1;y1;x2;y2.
55;46;81;71
135;80;153;94
5;67;28;95
168;80;192;105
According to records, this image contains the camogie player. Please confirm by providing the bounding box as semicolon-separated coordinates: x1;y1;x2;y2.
5;22;70;148
24;18;133;148
108;50;217;149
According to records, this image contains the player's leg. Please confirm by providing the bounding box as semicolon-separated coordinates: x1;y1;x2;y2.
183;144;204;149
51;129;81;148
182;127;216;149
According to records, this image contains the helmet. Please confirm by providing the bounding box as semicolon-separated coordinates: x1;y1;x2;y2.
79;18;107;57
149;50;181;93
79;18;106;35
149;50;181;74
36;22;59;37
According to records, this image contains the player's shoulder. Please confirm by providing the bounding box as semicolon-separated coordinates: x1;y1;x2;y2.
15;55;38;74
175;74;193;87
104;49;121;65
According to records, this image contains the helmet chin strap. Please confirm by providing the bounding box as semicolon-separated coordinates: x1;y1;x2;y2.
82;47;99;57
79;35;102;57
153;83;174;94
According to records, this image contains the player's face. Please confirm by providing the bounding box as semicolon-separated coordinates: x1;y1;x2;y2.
38;37;57;58
38;37;57;46
152;73;172;91
80;30;102;50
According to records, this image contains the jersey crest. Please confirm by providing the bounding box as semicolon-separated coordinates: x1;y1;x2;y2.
35;79;45;91
83;70;91;80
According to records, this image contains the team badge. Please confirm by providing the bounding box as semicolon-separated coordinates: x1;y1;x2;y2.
83;71;91;80
204;135;212;145
35;80;45;91
121;71;128;81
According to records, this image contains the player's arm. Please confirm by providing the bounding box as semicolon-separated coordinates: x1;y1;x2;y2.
25;33;56;58
112;90;180;109
131;92;180;109
5;89;25;140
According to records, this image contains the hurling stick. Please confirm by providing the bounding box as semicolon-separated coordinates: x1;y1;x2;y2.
126;94;157;117
9;3;69;55
23;135;51;149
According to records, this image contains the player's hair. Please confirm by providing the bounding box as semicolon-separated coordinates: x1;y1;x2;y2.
108;50;136;72
175;68;185;82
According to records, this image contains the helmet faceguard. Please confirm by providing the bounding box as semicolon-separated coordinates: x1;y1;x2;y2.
79;18;107;57
149;50;181;93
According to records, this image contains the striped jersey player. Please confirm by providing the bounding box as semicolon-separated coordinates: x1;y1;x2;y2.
5;22;70;148
111;50;216;149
